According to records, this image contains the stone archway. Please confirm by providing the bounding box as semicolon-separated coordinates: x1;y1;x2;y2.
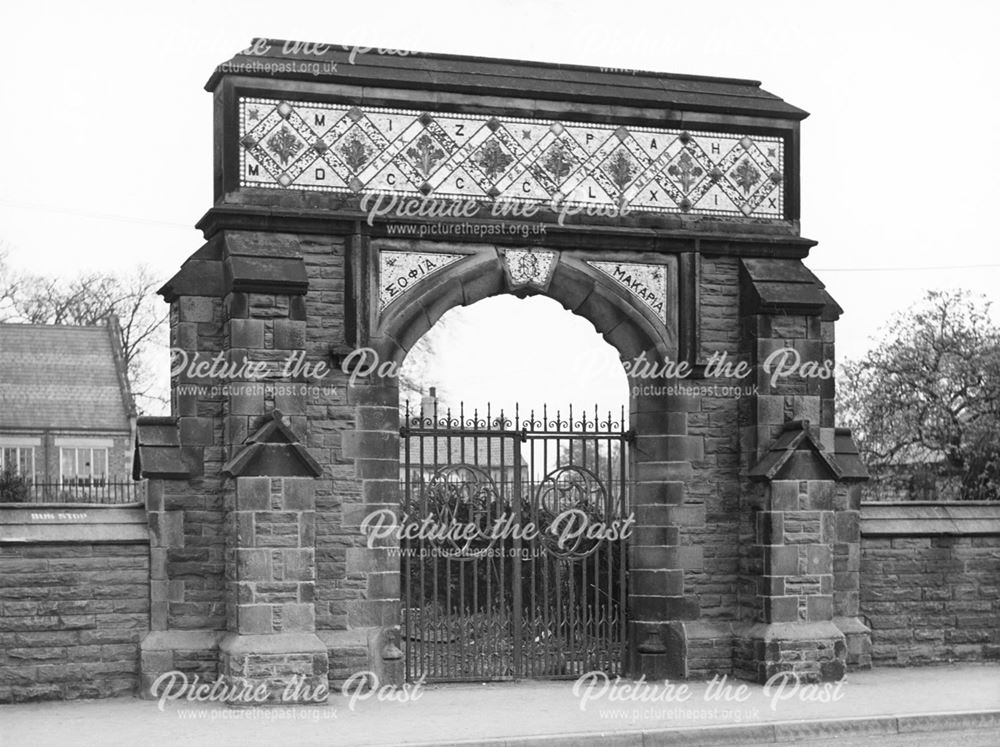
371;245;675;366
134;41;871;701
343;241;698;681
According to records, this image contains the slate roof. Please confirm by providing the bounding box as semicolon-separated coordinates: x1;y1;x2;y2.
0;323;133;431
207;39;808;120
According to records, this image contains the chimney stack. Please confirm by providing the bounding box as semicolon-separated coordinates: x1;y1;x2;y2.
420;387;438;422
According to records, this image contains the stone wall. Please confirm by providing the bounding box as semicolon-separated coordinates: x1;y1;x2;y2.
860;503;1000;666
0;506;150;703
686;255;741;621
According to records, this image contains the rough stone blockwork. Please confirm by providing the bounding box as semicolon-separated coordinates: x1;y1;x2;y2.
131;41;871;688
861;530;1000;666
686;256;741;624
164;293;227;634
299;235;360;633
0;543;150;703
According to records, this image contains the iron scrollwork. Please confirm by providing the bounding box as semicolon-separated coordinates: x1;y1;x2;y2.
534;465;610;560
420;464;504;558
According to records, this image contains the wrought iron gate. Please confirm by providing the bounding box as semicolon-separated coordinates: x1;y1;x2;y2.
400;403;632;682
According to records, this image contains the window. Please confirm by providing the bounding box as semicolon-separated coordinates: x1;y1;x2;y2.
0;446;35;482
60;447;109;486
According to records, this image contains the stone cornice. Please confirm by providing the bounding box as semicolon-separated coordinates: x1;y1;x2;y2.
194;205;817;258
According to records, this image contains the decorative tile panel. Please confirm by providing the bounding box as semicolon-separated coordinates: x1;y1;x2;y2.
379;251;465;310
588;261;670;322
503;250;558;289
239;98;785;218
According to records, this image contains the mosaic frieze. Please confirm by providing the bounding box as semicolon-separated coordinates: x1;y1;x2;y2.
379;250;464;310
588;261;670;322
239;98;785;218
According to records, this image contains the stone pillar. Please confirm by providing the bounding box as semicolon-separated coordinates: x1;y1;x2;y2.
832;431;873;669
219;475;328;703
340;373;404;688
738;465;847;682
210;237;329;702
735;258;868;682
626;383;704;677
135;413;217;697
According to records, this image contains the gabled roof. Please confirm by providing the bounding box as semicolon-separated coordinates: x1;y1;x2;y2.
749;421;868;483
222;410;323;478
0;322;134;431
206;39;808;121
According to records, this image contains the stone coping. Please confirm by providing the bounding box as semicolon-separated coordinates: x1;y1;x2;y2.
0;504;148;544
861;501;1000;536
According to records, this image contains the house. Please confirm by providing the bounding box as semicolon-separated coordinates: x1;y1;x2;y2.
400;388;528;493
0;319;137;502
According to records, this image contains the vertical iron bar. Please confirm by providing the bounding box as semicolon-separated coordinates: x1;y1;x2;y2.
497;409;514;677
564;406;576;677
511;426;524;677
458;403;466;679
528;425;538;678
619;406;628;674
606;413;614;673
484;403;493;680
431;402;440;680
404;414;412;683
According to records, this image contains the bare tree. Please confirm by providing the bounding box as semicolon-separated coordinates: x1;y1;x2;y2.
839;290;1000;500
0;245;24;321
0;252;168;414
398;318;451;415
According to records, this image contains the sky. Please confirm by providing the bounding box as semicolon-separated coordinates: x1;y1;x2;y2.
1;0;998;416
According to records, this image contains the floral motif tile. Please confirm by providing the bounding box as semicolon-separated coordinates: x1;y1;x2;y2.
239;98;785;218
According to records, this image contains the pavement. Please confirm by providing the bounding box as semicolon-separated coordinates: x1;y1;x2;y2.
0;664;998;747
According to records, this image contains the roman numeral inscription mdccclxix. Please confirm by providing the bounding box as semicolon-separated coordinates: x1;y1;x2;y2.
238;98;785;218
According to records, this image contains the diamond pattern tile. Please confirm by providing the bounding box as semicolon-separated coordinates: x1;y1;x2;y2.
239;98;785;218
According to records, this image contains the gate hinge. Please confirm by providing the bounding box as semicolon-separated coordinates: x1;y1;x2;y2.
623;428;637;444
